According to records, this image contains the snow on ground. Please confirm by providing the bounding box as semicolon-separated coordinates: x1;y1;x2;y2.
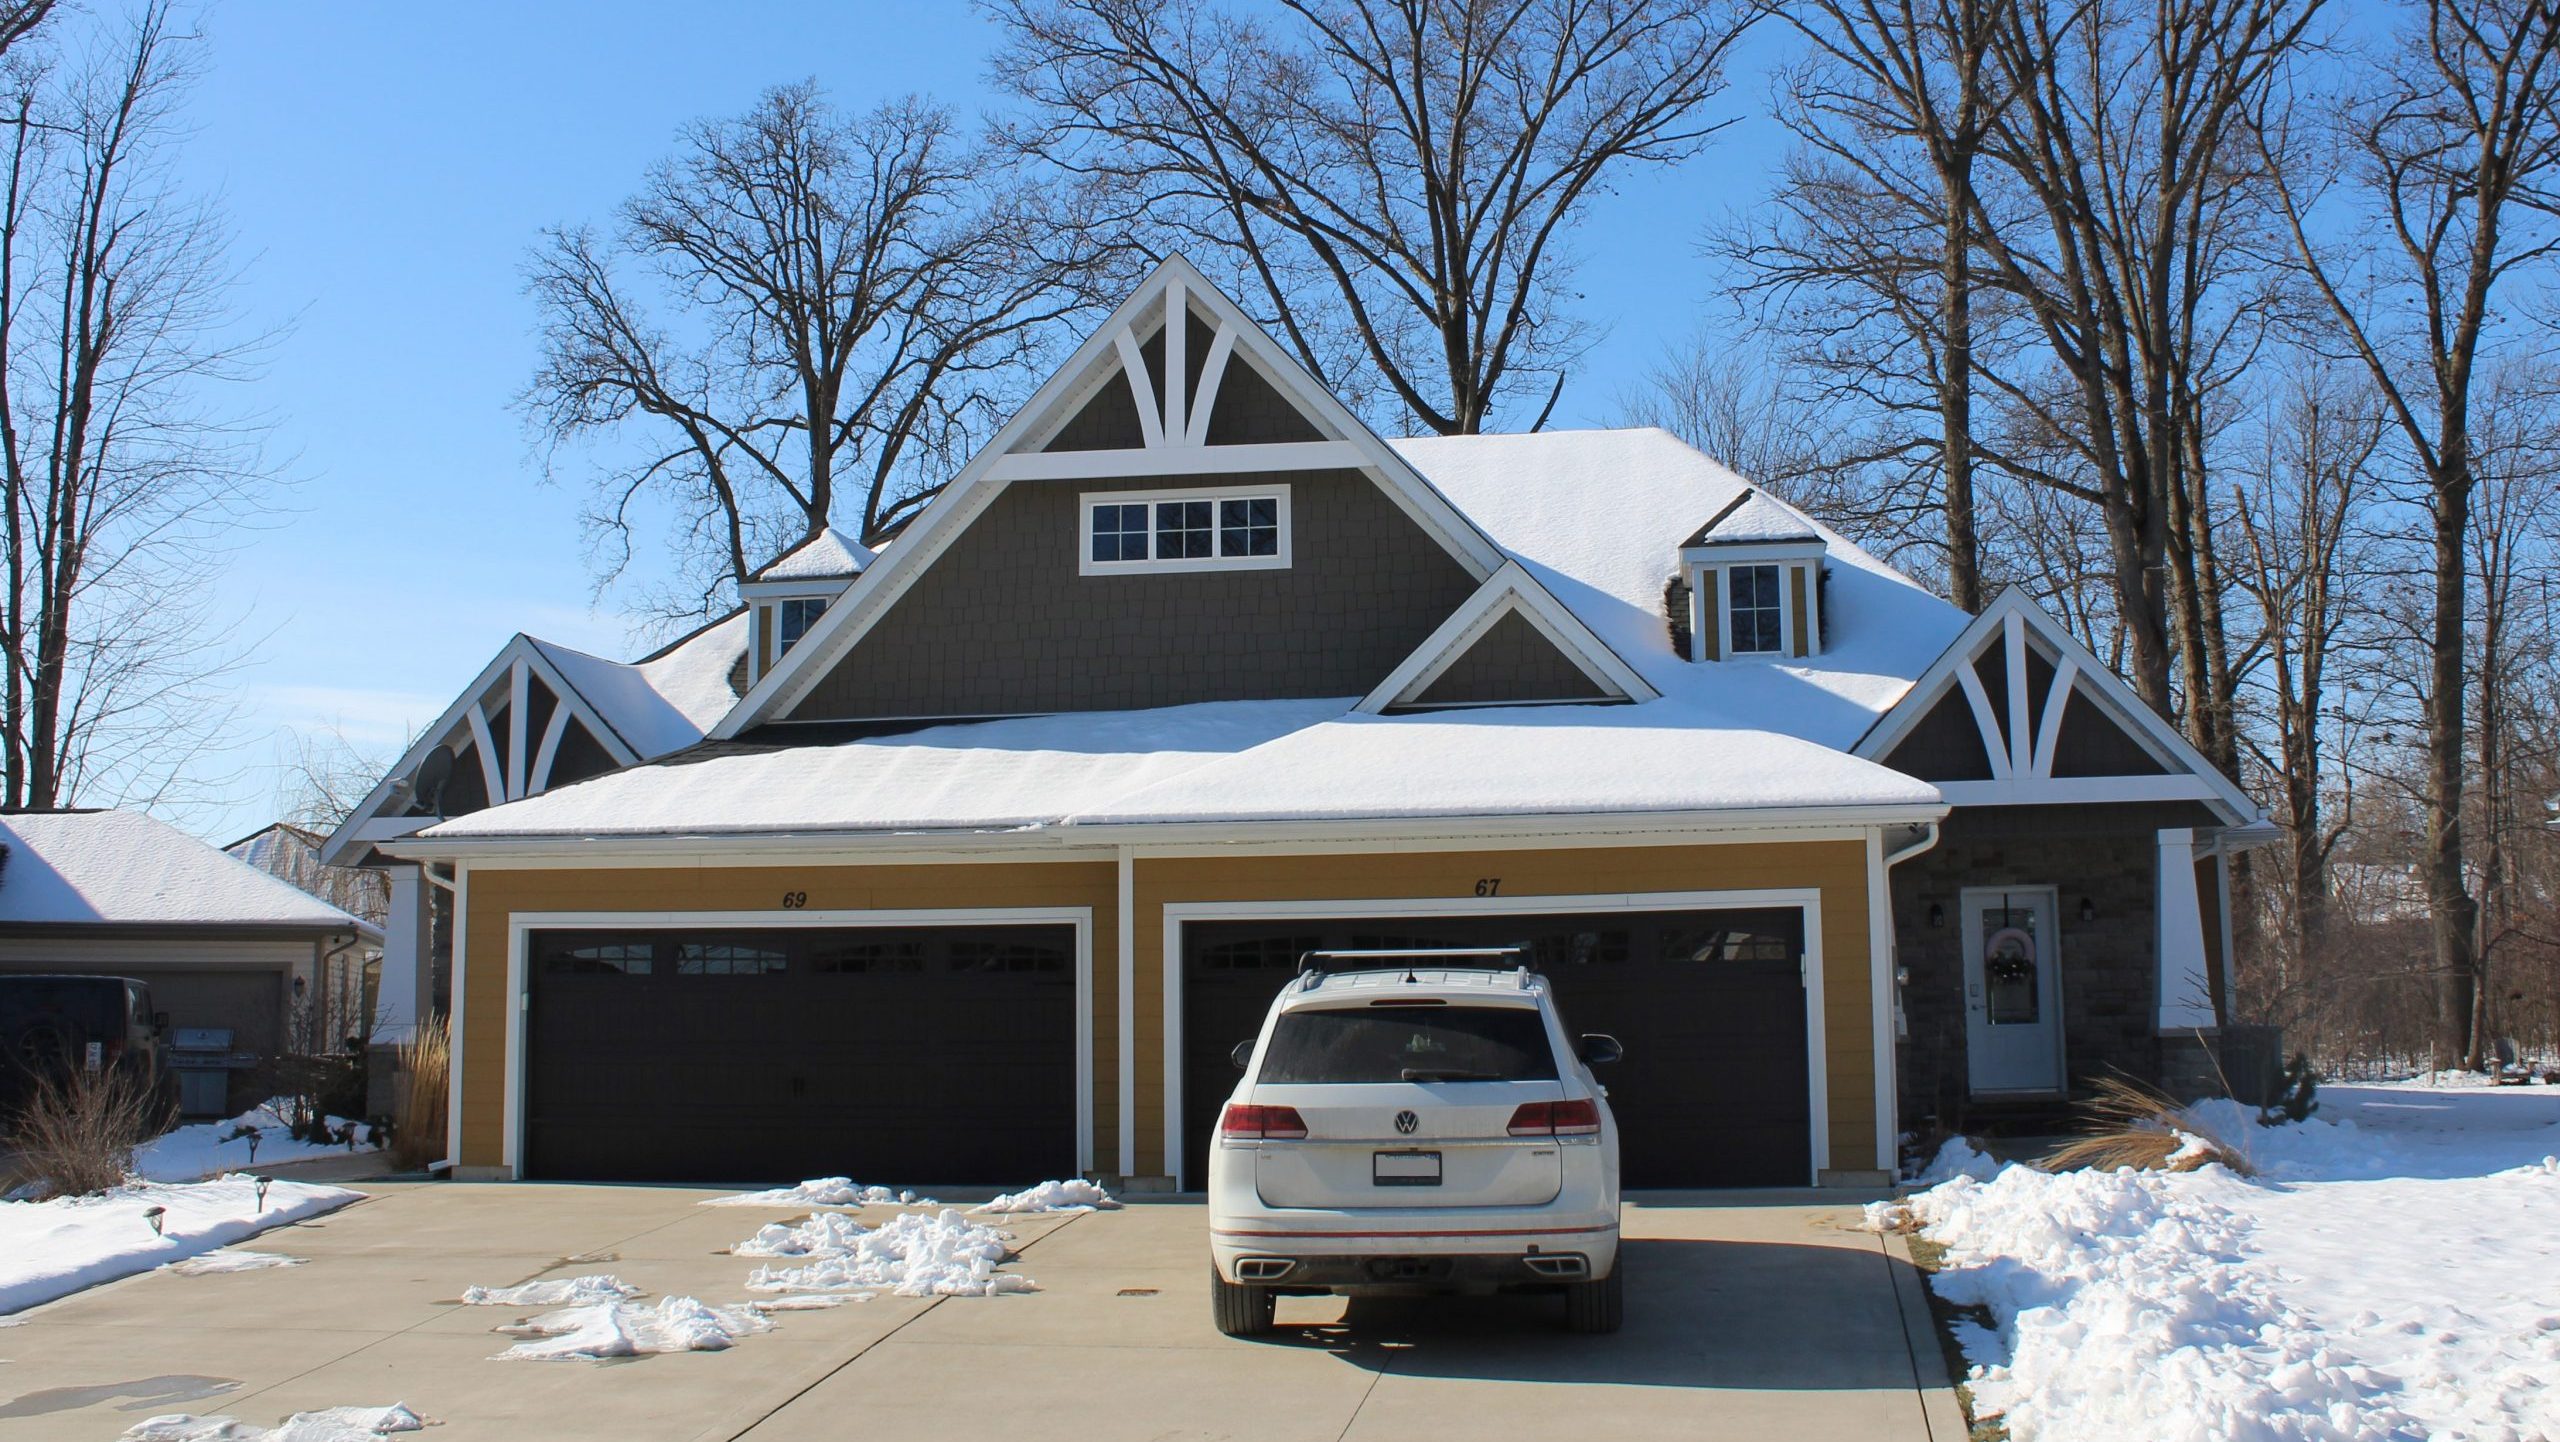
120;1404;423;1441
740;1208;1034;1298
0;1176;360;1315
699;1177;932;1208
493;1295;771;1361
973;1179;1118;1213
136;1102;381;1183
164;1250;303;1276
121;1404;423;1441
457;1274;638;1307
1882;1082;2560;1442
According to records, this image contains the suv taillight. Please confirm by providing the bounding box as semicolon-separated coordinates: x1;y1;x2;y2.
1506;1099;1601;1137
1220;1103;1308;1139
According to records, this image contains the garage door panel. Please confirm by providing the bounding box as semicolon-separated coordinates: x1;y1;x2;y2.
524;924;1075;1184
1182;909;1809;1189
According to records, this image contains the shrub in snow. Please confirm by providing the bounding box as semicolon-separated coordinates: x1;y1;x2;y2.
700;1177;930;1208
2042;1077;2252;1177
119;1402;424;1441
494;1295;770;1361
6;1063;174;1198
2261;1052;2320;1125
973;1179;1118;1213
458;1274;639;1307
744;1208;1034;1298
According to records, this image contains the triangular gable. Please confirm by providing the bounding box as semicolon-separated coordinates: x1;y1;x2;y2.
1358;561;1658;713
1853;589;2257;823
318;635;653;868
715;255;1510;738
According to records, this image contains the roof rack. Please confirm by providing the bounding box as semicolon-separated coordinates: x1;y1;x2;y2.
1295;947;1536;990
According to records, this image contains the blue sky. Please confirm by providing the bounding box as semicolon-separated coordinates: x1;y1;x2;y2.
174;1;1782;842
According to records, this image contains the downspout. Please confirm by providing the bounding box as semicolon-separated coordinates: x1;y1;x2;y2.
1883;821;1942;1028
1871;821;1942;1179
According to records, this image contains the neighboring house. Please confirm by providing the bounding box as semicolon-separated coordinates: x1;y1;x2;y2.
226;820;390;1066
1;810;383;1107
326;257;2269;1189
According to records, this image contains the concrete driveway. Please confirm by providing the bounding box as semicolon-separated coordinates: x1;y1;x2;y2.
0;1184;1963;1441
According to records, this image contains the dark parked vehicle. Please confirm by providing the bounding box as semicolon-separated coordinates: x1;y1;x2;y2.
0;974;175;1115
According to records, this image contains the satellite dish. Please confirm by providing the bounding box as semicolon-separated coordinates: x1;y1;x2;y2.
406;746;455;816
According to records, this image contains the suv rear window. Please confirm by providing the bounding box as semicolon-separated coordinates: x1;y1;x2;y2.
1259;1004;1559;1084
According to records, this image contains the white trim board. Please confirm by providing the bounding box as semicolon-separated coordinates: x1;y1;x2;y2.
496;906;1097;1182
1156;887;1834;1190
713;254;1511;740
1358;559;1657;712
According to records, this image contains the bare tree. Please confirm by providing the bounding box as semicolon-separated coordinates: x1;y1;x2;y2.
1958;0;2318;759
525;83;1110;623
2229;369;2383;974
2254;0;2560;1064
1743;0;2017;611
990;0;1761;435
0;3;272;814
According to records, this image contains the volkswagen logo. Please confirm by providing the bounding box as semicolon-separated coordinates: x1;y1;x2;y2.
1394;1109;1420;1135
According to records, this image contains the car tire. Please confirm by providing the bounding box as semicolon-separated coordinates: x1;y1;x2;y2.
1564;1261;1624;1334
1210;1264;1276;1337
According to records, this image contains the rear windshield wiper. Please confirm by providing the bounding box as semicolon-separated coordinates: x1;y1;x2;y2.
1401;1068;1505;1082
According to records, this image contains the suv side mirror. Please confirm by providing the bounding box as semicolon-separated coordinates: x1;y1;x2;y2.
1230;1039;1255;1070
1577;1034;1623;1066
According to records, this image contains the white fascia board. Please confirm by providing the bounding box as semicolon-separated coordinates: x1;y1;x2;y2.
377;800;1951;865
714;254;1512;741
738;576;856;602
990;439;1369;481
1679;540;1828;565
1358;560;1657;713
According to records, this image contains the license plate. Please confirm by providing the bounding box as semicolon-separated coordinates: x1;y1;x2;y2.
1374;1150;1442;1187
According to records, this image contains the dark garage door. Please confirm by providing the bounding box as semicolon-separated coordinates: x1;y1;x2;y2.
525;923;1076;1184
1182;909;1809;1188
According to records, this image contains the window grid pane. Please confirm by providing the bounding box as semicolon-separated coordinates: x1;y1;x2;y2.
1155;500;1213;558
1727;565;1785;654
1090;502;1149;563
1219;497;1279;556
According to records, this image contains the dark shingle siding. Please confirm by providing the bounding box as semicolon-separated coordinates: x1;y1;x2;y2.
1408;610;1609;706
784;468;1479;720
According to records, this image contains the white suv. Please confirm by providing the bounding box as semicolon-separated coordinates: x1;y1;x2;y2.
1207;950;1624;1336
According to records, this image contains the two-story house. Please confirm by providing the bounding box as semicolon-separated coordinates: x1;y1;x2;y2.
322;258;2268;1189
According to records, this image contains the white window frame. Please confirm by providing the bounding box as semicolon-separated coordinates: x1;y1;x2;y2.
776;596;828;652
1722;562;1790;658
1078;484;1292;576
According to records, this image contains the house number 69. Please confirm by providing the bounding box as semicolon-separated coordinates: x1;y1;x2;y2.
780;891;807;909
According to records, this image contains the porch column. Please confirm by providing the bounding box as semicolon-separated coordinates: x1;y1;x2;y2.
373;864;432;1043
2155;828;2216;1031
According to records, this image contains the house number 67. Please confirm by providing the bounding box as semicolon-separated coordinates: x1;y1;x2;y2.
1473;878;1502;896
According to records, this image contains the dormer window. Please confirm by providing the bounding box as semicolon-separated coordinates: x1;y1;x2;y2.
1726;565;1785;655
1081;485;1290;575
777;597;828;652
1678;488;1827;661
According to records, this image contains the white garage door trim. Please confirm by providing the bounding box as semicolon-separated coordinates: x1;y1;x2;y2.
499;907;1095;1181
1160;887;1827;1190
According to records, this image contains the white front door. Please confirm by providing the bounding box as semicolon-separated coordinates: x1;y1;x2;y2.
1961;886;2064;1095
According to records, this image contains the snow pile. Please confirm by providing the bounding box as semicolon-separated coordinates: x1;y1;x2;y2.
973;1179;1118;1214
494;1295;771;1361
701;1177;932;1208
1891;1084;2560;1441
743;1208;1034;1298
137;1102;381;1183
119;1402;423;1441
0;1176;360;1314
732;1210;872;1258
1906;1136;2003;1187
458;1274;640;1307
164;1250;303;1276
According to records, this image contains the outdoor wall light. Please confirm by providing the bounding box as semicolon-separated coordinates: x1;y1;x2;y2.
2078;897;2098;924
292;974;307;1000
1926;901;1945;929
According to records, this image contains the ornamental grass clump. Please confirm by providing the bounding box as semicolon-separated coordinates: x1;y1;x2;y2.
387;1016;449;1173
2042;1076;2252;1177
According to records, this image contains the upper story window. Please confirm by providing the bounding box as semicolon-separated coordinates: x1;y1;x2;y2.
777;596;828;652
1081;485;1291;575
1726;564;1785;655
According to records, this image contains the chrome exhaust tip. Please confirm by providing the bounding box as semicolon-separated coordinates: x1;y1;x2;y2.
1235;1257;1296;1281
1523;1254;1589;1279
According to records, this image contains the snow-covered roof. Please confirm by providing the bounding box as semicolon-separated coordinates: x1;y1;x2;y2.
1389;428;1970;751
0;811;379;936
1683;487;1823;546
532;610;747;760
748;528;873;583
